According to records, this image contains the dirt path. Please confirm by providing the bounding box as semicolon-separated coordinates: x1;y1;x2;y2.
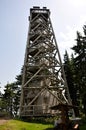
0;119;8;125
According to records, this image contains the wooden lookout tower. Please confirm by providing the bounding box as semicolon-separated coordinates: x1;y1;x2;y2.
20;6;71;117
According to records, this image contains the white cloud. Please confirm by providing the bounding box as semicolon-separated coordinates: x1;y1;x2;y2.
57;15;86;59
69;0;86;7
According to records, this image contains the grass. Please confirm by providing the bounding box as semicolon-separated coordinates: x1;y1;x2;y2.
0;119;86;130
80;125;86;130
0;119;53;130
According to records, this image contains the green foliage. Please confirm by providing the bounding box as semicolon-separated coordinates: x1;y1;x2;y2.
0;68;22;118
72;25;86;116
24;117;55;124
63;51;79;116
63;25;86;117
1;82;21;117
80;124;86;130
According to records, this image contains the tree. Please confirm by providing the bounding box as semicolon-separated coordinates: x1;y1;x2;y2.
72;25;86;115
2;82;21;117
63;51;79;116
14;71;22;116
13;84;21;116
15;74;22;86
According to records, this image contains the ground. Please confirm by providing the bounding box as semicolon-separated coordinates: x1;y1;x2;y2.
0;118;8;125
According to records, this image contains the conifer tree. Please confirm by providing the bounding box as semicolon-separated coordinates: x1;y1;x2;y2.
64;51;79;116
2;82;20;117
72;25;86;115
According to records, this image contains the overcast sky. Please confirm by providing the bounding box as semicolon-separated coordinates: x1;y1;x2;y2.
0;0;86;90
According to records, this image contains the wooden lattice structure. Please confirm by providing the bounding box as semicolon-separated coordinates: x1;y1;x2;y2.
20;6;71;117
